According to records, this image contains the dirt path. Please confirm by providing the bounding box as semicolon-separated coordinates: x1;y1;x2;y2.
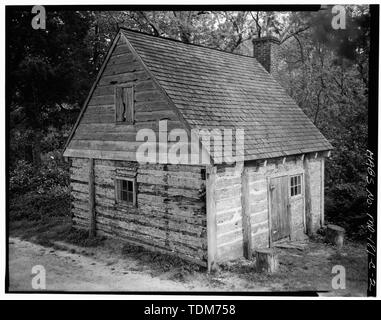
8;237;210;292
8;236;367;295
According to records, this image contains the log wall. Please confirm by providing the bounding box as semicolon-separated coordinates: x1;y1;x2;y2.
70;158;207;266
214;154;324;262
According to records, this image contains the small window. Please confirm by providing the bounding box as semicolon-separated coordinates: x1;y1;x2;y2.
115;85;134;124
115;178;136;206
290;175;302;197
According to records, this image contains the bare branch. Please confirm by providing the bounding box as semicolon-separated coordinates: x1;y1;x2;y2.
137;11;160;36
281;25;310;43
250;11;262;38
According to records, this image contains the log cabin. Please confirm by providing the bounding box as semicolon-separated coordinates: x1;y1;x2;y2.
63;28;333;270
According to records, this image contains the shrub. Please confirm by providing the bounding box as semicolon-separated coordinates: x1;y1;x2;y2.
9;154;71;222
9;160;35;194
9;185;71;222
325;182;367;240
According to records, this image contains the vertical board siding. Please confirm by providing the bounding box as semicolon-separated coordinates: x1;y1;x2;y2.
70;158;207;266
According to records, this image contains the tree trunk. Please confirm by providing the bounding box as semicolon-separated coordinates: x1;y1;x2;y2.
326;224;345;249
255;249;279;273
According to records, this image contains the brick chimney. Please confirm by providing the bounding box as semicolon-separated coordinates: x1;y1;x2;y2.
252;36;281;79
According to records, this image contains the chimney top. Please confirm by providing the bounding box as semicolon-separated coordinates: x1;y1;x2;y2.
252;36;281;80
252;36;280;45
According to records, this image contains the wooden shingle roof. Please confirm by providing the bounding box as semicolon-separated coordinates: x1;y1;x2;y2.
122;29;333;161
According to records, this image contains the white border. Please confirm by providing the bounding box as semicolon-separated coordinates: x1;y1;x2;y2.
1;1;379;300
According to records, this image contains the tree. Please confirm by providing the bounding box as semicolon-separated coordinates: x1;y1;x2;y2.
7;9;95;166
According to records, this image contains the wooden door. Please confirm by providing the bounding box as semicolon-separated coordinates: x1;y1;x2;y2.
269;176;291;241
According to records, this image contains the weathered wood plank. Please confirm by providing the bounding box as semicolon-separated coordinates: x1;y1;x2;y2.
304;157;312;235
94;215;205;253
103;61;144;77
71;181;88;193
65;149;137;161
88;95;114;107
321;158;325;227
95;207;206;242
109;52;135;64
88;158;96;237
138;183;202;199
134;110;177;122
134;90;165;102
111;44;131;56
98;71;150;86
96;229;207;267
206;166;217;272
72;131;138;142
137;174;203;189
241;167;252;259
93;80;157;98
69;140;141;152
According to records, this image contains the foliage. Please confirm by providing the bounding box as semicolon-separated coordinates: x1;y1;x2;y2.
9;187;70;222
7;9;96;166
9;156;70;222
10;216;105;248
10;155;69;194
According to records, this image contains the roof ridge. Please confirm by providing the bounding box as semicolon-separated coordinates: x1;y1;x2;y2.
120;27;256;60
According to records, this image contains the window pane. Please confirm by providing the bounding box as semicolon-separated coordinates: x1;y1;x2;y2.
127;180;133;192
116;179;135;204
290;175;302;197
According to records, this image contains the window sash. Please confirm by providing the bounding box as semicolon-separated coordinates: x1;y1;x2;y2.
290;175;302;197
116;178;136;205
